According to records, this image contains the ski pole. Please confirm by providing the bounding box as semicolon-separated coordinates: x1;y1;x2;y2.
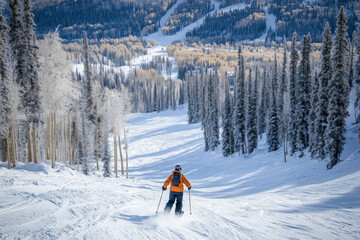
156;190;164;214
189;189;192;214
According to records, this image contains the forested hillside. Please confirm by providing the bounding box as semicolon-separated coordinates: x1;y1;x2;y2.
33;0;176;40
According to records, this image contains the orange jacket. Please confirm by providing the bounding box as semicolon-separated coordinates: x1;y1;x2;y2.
163;171;191;192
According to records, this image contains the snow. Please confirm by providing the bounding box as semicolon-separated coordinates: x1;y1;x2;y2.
72;46;179;80
258;7;277;41
1;106;360;239
144;2;249;46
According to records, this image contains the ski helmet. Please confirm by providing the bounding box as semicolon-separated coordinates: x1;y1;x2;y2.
175;165;182;171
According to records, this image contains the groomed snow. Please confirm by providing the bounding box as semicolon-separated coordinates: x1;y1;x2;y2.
1;106;360;239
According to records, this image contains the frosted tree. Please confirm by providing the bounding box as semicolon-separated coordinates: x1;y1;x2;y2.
278;38;288;146
258;69;267;138
326;7;350;169
0;8;12;167
246;68;258;154
288;32;300;155
233;47;246;154
309;72;319;158
267;55;280;152
295;34;312;157
222;77;233;157
39;30;80;167
313;22;333;160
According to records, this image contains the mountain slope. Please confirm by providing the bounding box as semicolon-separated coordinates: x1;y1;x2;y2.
1;106;360;239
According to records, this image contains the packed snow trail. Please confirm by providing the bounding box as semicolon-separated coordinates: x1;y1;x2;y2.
1;107;360;239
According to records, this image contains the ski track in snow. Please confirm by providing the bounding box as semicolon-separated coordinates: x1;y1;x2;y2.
1;106;360;239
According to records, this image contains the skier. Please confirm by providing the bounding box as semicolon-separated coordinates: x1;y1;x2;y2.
162;165;191;216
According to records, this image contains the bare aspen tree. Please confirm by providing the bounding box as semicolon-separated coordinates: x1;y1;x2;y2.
118;134;124;175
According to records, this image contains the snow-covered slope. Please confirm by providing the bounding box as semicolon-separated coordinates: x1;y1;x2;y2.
144;2;249;45
1;106;360;239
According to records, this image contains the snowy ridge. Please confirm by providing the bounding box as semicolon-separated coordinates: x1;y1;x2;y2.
1;107;360;239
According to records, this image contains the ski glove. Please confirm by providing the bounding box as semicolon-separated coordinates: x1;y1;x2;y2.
188;187;191;190
162;187;166;191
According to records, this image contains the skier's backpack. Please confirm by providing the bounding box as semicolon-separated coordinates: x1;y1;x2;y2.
172;172;181;186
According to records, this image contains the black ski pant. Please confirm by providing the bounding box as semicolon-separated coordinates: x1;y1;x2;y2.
164;191;183;214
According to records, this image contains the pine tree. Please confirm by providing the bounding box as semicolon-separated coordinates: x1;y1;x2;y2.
258;69;267;138
22;0;43;165
233;47;246;154
355;24;360;123
246;68;258;154
288;32;300;155
267;55;280;152
309;72;319;158
102;125;111;177
0;8;12;159
278;38;288;146
83;32;96;126
326;7;350;169
222;77;233;157
348;31;355;89
295;34;312;157
8;0;28;162
313;22;333;160
207;73;220;151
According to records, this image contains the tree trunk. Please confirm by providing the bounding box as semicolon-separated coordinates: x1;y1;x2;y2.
53;113;57;165
118;134;124;175
123;127;129;179
27;124;33;163
114;135;118;178
2;139;6;162
96;104;99;170
10;121;16;168
33;124;38;164
64;116;67;163
229;121;232;155
68;113;72;165
6;135;10;169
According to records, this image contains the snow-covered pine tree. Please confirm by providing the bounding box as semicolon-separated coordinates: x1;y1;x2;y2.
8;0;28;162
278;37;288;147
222;77;234;157
288;32;300;155
348;31;355;89
295;34;312;157
0;8;12;166
102;124;111;177
267;55;280;152
83;32;96;126
355;24;360;123
313;22;333;160
258;68;267;138
246;68;258;154
233;47;246;154
208;73;220;151
23;0;43;163
309;72;319;158
326;7;350;169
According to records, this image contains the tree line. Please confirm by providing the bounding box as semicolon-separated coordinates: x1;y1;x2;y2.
186;7;360;169
0;0;131;178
